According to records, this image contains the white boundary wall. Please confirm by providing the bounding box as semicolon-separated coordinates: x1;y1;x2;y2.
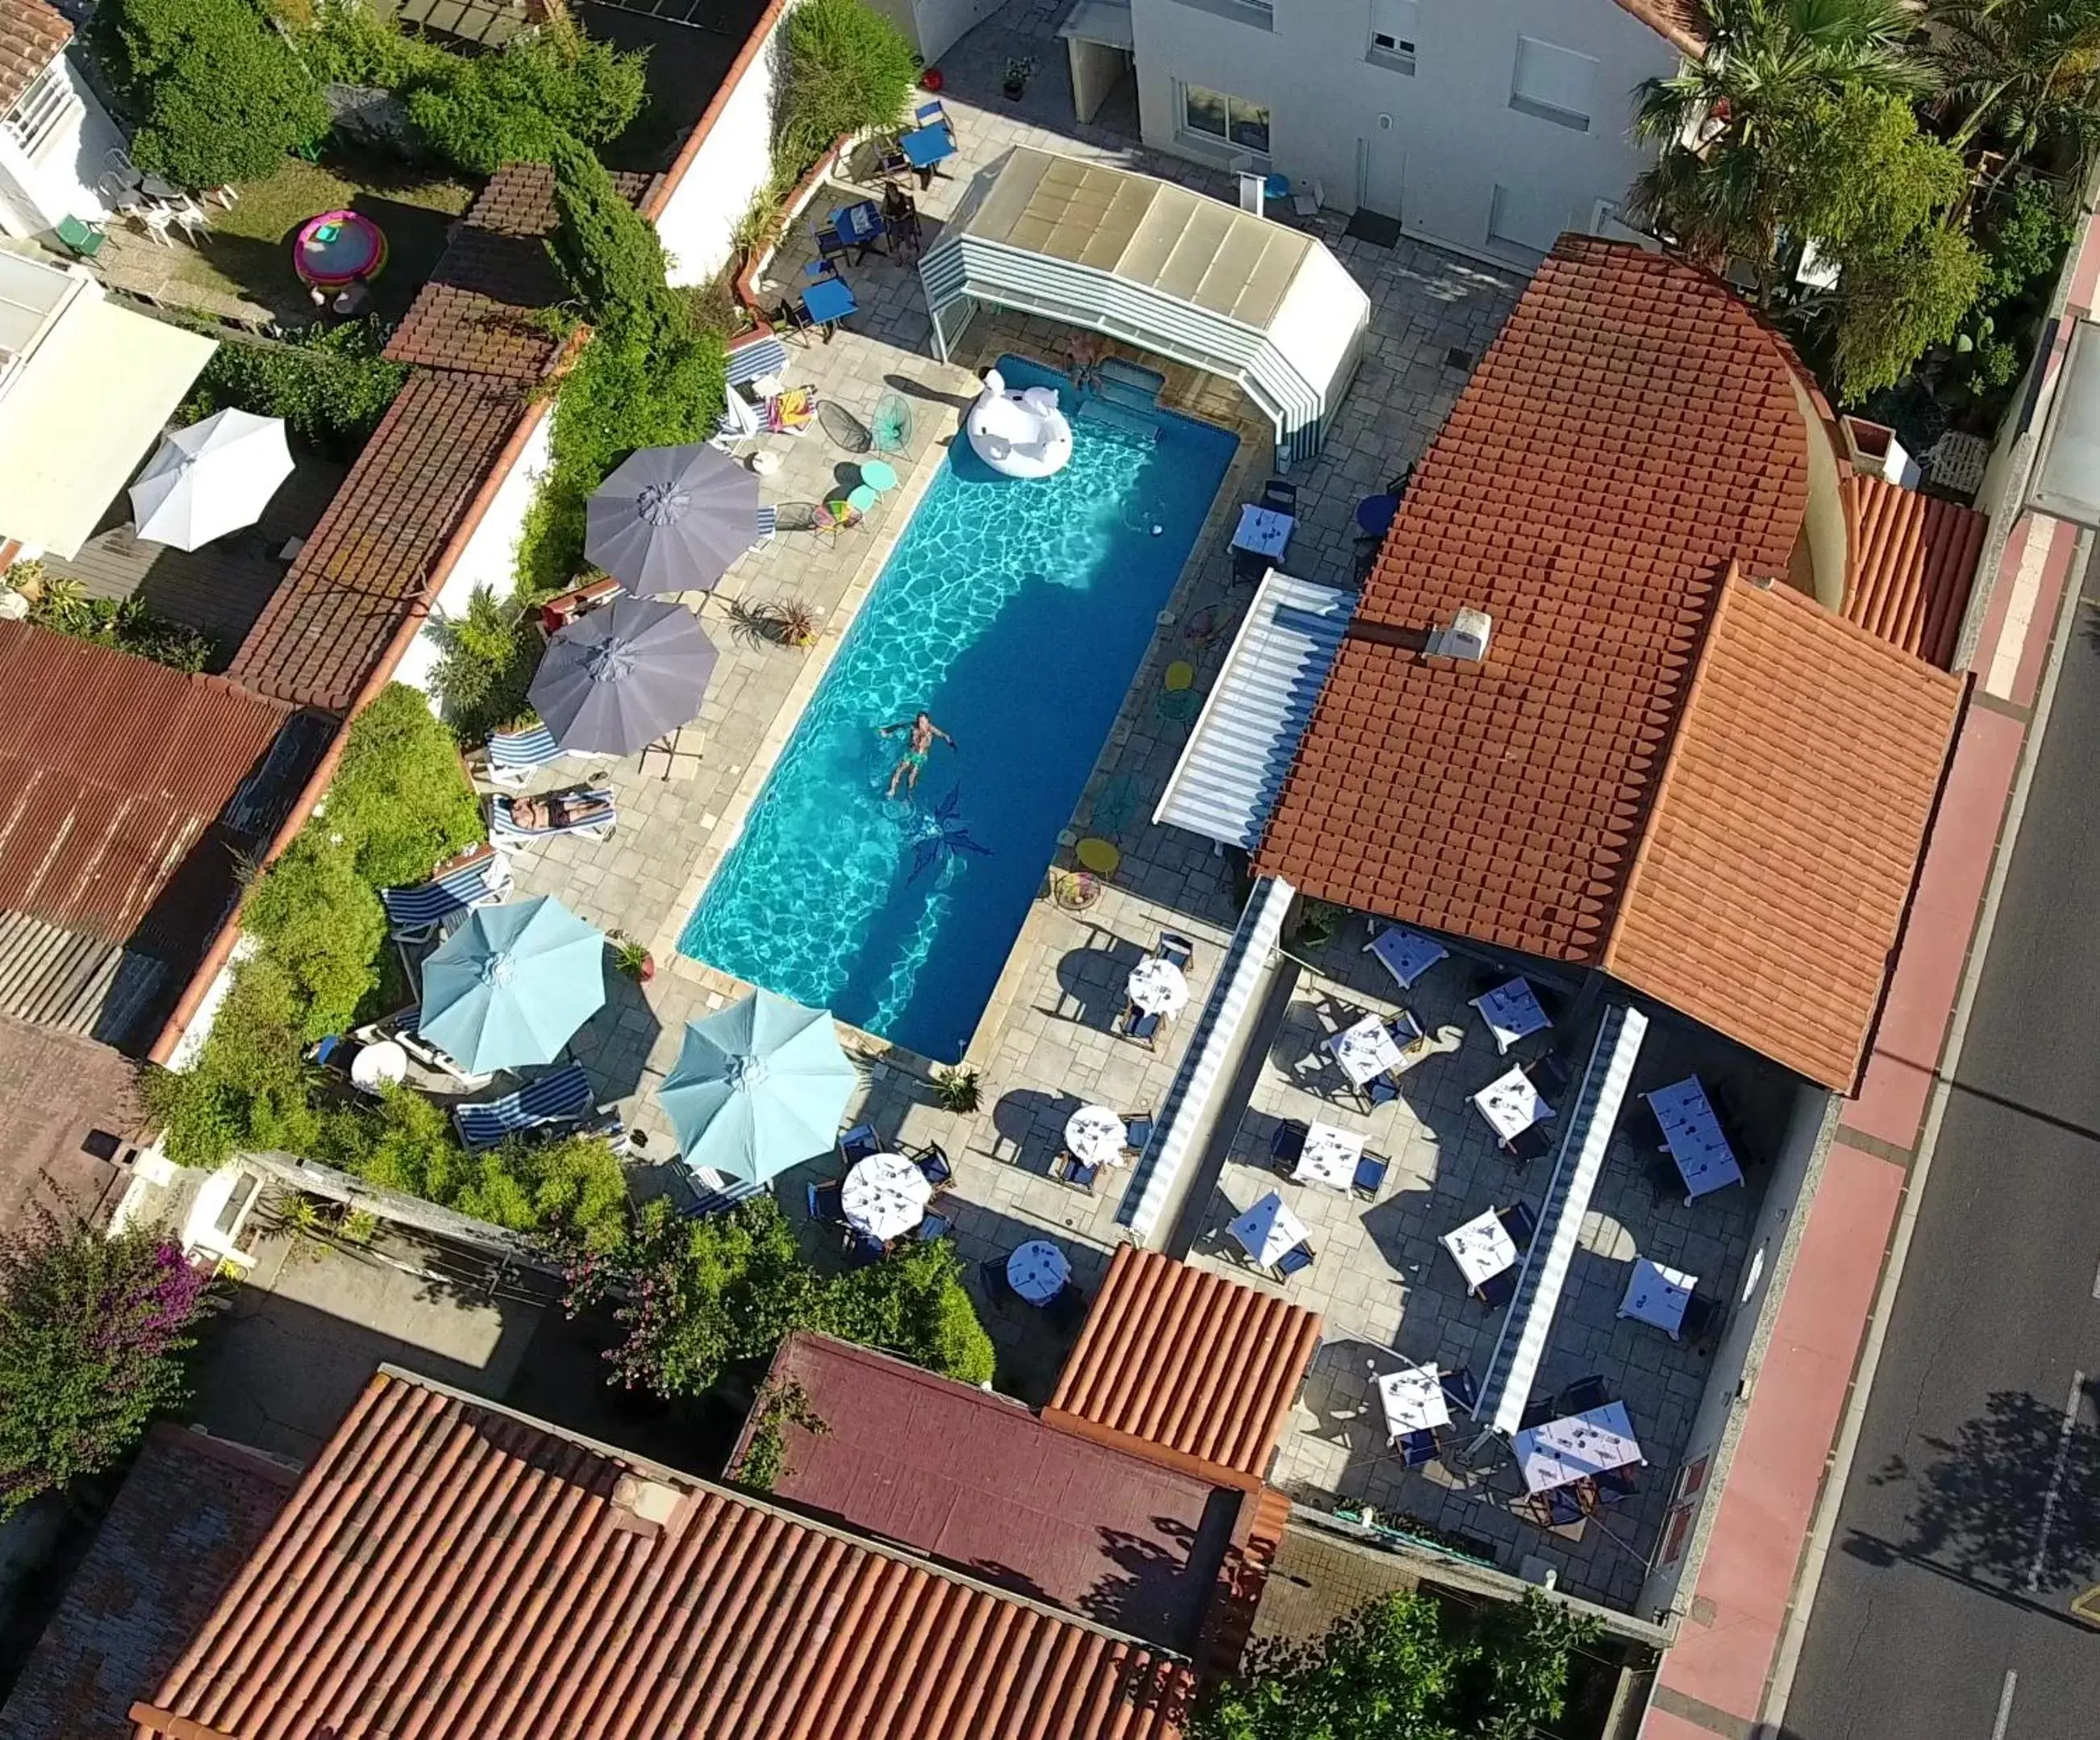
655;6;789;289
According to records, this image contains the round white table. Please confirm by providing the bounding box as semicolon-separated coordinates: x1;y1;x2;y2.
1007;1239;1070;1305
1126;957;1190;1017
841;1153;931;1241
748;448;782;477
349;1039;407;1093
1064;1105;1127;1168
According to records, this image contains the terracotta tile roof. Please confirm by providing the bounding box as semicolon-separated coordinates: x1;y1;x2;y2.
225;370;527;711
1840;473;1985;669
1045;1247;1322;1482
385;162;655;378
1603;572;1962;1088
1258;237;1811;965
1613;0;1705;52
0;1015;139;1233
0;623;291;951
134;1369;1195;1740
747;1333;1240;1656
0;0;70;117
0;1425;294;1740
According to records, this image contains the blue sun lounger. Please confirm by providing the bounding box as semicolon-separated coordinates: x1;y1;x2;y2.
683;1163;763;1218
454;1062;602;1150
378;851;510;941
490;786;617;845
480;723;566;789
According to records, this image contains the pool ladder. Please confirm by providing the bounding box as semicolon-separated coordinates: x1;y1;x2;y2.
1075;357;1165;441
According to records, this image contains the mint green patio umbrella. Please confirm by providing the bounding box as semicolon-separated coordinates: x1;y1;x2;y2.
419;896;606;1074
657;989;857;1184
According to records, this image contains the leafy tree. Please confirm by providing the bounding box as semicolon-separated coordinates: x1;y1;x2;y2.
822;1235;996;1386
143;954;321;1168
404;22;647;176
429;586;540;743
1924;0;2100;158
546;131;681;339
1977;178;2077;306
323;683;485;888
1193;1589;1599;1740
777;0;919;171
1819;218;1986;398
241;839;386;1039
1630;0;1925;281
97;0;328;189
0;1216;219;1516
181;319;408;458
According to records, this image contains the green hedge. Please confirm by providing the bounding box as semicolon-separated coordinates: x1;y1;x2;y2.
777;0;919;173
181;320;407;459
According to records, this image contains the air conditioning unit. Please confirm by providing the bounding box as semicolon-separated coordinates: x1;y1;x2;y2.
1424;606;1491;664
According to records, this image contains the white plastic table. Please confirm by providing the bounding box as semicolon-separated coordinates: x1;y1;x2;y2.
1472;1065;1552;1143
1227;1191;1309;1268
1007;1239;1070;1305
1325;1013;1402;1087
350;1039;407;1093
1513;1401;1643;1493
1377;1364;1452;1439
1367;925;1447;990
1126;956;1190;1017
1647;1078;1744;1198
1470;978;1551;1053
1292;1119;1363;1191
841;1153;932;1241
1231;503;1294;559
1619;1257;1697;1338
1064;1105;1128;1168
1440;1208;1519;1290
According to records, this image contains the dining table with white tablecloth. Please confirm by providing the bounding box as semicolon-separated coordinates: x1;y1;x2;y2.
1647;1077;1745;1198
1228;1191;1310;1268
1471;1064;1552;1143
1125;956;1190;1018
1470;977;1551;1053
1367;925;1448;990
1377;1363;1451;1440
1292;1119;1364;1191
841;1152;932;1241
1324;1013;1403;1087
1231;503;1294;560
1512;1401;1644;1493
1006;1238;1070;1305
1618;1256;1697;1338
1063;1104;1128;1168
1440;1207;1520;1290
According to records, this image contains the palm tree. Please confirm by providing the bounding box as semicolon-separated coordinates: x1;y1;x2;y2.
1923;0;2100;160
1630;0;1927;274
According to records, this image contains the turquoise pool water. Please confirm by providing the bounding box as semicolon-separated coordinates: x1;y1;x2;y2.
678;355;1239;1062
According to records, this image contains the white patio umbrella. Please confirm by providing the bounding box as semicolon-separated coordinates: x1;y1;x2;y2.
129;409;294;551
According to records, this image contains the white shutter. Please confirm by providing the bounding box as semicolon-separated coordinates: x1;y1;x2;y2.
1511;36;1598;128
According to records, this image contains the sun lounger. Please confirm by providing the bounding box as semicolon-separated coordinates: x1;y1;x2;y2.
752;505;777;548
356;1005;495;1092
454;1061;605;1150
684;1163;762;1218
480;723;566;789
377;850;510;940
490;786;617;845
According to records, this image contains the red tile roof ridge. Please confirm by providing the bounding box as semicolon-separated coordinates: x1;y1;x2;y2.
0;0;71;114
1613;0;1710;56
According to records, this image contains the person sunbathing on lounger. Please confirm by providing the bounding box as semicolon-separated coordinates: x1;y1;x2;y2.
881;711;955;797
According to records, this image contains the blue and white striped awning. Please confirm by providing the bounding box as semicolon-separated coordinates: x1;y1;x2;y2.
920;149;1369;463
1477;1002;1650;1435
1153;569;1352;850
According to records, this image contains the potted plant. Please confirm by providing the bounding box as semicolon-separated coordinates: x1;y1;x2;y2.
935;1066;981;1114
610;932;655;981
1002;56;1034;100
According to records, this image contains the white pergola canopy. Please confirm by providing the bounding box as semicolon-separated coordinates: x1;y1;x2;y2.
921;148;1369;462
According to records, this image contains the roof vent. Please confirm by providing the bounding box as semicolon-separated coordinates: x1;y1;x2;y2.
1423;607;1491;664
609;1473;685;1536
1840;415;1919;488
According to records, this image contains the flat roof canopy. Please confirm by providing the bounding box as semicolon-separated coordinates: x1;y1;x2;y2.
921;148;1369;462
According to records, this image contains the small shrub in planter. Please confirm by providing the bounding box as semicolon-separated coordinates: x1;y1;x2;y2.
935;1067;981;1114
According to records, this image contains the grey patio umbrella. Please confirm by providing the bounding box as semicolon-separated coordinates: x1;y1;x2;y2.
585;443;758;597
529;596;719;756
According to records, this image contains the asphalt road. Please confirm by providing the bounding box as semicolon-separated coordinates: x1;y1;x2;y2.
1784;552;2100;1740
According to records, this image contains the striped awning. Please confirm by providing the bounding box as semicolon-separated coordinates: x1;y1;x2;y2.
1477;1002;1650;1435
1154;569;1351;849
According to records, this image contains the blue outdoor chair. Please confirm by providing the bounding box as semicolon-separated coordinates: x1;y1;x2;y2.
1156;930;1195;972
1399;1429;1440;1468
1594;1465;1640;1503
454;1062;597;1151
978;1257;1016;1305
1352;1151;1390;1199
845;1230;887;1268
917;1212;952;1243
1123;1112;1156;1153
1119;1002;1161;1047
807;1180;846;1224
1560;1374;1611;1417
838;1123;881;1166
1498;1201;1539;1248
1480;1268;1519;1309
1440;1366;1480;1416
1270;1120;1307;1168
1541;1487;1585;1528
1364;1073;1402;1109
378;851;510;941
1519;1393;1558;1431
913;1142;953;1188
1059;1152;1098;1193
1275;1243;1316;1279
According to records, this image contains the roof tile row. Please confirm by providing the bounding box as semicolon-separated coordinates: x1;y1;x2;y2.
1841;472;1985;669
0;0;69;117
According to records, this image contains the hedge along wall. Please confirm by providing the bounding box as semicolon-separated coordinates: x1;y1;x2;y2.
649;0;793;288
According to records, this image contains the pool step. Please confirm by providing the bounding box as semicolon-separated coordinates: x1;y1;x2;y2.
1096;357;1165;406
1075;393;1160;440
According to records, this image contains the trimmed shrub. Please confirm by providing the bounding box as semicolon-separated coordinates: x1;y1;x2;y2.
181;320;407;458
97;0;329;189
777;0;918;173
404;23;646;176
321;683;485;888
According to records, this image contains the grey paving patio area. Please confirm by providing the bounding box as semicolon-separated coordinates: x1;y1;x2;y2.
1174;914;1784;1611
496;5;1523;1413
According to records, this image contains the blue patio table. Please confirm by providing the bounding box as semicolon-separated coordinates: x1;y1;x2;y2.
900;122;956;181
802;274;857;329
1356;492;1401;535
833;199;886;249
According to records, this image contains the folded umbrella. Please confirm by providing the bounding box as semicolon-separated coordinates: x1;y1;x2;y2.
657;990;858;1184
130;409;294;551
530;596;719;757
585;442;759;597
419;895;606;1075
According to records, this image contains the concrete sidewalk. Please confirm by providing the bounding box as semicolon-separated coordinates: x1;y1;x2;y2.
1641;233;2100;1736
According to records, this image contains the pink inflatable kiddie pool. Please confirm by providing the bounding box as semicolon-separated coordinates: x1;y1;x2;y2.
294;210;387;287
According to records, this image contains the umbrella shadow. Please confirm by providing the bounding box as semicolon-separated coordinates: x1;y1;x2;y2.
573;957;662;1109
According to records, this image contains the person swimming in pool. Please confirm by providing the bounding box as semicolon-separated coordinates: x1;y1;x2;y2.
881;710;956;797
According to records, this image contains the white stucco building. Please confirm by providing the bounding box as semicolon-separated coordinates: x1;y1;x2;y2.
0;0;127;243
1060;0;1695;265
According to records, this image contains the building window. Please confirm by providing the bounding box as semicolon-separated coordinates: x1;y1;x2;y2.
1510;35;1597;131
1369;0;1418;72
1166;0;1275;29
2;60;77;159
1179;83;1271;156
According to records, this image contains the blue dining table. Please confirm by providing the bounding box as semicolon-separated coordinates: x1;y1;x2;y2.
900;123;956;177
833;200;885;250
802;274;857;328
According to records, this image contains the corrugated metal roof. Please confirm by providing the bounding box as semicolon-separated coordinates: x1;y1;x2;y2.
135;1369;1195;1740
1046;1247;1321;1481
0;623;290;958
0;910;166;1043
1154;570;1350;850
750;1334;1239;1656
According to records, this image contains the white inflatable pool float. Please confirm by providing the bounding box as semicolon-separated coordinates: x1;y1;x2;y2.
965;368;1074;478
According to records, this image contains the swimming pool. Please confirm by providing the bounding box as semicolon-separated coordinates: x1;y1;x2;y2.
678;356;1239;1062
